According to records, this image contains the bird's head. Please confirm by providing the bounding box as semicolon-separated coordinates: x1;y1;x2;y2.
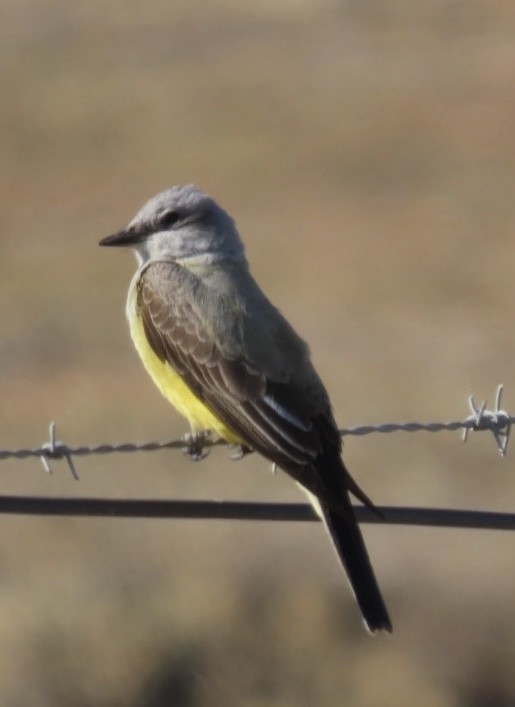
100;185;246;267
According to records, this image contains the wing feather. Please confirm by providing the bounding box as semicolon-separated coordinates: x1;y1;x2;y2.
137;262;354;507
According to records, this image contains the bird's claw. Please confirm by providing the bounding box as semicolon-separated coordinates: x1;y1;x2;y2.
229;444;253;461
182;431;212;461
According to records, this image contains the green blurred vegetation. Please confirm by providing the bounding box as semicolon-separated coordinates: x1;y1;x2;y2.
2;0;515;704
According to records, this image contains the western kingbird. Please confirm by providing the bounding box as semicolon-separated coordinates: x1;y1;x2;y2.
100;185;392;633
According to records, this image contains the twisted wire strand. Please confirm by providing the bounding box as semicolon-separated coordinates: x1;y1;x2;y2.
0;415;512;462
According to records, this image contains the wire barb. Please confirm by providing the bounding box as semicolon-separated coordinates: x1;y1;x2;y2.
40;422;80;480
462;384;511;457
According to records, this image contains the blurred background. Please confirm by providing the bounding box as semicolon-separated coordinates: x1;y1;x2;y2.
2;0;515;704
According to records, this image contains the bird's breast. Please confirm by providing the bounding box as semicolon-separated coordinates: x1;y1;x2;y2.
125;279;242;442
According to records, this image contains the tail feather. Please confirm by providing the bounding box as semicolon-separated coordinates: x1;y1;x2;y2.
319;499;392;633
305;487;392;633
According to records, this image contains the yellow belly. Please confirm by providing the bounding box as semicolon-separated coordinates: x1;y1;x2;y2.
128;297;241;444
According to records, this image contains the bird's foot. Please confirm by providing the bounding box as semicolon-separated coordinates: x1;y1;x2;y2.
182;430;212;462
229;444;253;461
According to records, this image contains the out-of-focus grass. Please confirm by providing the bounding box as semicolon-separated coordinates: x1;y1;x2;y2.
2;1;515;704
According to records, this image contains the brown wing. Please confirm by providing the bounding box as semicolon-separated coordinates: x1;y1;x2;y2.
137;262;366;510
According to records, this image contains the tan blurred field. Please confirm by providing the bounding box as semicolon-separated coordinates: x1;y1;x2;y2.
2;1;515;704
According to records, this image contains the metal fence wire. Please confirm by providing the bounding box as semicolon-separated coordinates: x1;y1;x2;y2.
1;385;514;530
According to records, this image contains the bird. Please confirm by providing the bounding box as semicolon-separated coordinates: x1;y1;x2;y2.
99;184;392;633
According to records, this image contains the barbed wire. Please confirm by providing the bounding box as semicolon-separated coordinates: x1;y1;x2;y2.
0;385;512;467
0;385;513;530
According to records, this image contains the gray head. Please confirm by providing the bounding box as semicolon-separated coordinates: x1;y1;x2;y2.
99;185;246;266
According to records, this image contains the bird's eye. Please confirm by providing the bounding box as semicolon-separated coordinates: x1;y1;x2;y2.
160;210;180;228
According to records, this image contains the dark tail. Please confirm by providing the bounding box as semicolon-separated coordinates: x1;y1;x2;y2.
318;498;392;633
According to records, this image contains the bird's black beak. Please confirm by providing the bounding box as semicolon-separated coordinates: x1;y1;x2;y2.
99;228;141;247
